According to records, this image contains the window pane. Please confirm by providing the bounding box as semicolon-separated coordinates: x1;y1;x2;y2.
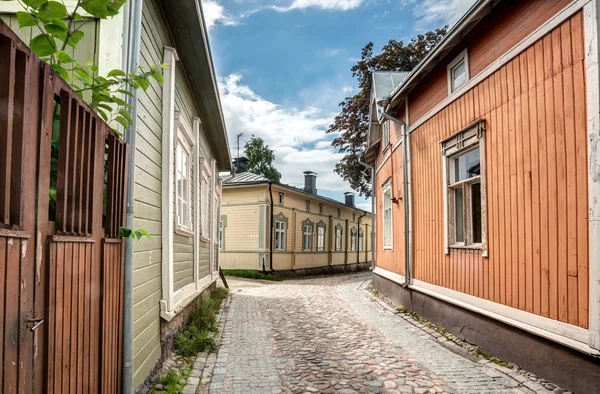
452;60;466;90
471;182;482;243
455;188;464;243
451;148;480;183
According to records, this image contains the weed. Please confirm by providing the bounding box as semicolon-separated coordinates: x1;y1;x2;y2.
222;269;283;281
474;349;514;369
162;371;180;386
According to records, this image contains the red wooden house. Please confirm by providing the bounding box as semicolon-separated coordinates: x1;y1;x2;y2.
365;0;600;391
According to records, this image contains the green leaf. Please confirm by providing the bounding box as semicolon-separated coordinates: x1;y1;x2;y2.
45;21;68;41
74;67;92;85
120;227;133;238
97;108;109;122
16;12;37;28
73;13;84;21
118;89;134;98
56;50;74;64
135;78;150;91
51;63;69;80
81;0;108;18
66;30;84;48
150;71;164;85
95;103;113;112
38;1;67;19
118;109;133;124
114;115;129;129
30;34;57;57
107;69;126;78
161;63;170;68
135;229;151;240
22;0;48;8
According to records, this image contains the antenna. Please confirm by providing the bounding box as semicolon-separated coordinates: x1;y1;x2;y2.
236;133;244;172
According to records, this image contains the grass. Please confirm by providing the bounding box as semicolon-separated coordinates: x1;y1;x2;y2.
222;269;283;281
174;287;230;357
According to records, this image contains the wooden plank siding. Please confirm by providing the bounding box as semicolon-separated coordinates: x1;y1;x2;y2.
408;0;572;125
407;12;588;329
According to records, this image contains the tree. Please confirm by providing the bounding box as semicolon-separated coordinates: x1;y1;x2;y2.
326;28;448;197
245;136;282;183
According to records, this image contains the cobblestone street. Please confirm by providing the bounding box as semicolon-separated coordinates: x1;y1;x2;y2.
207;273;560;394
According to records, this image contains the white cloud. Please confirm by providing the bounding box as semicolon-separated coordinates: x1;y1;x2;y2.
202;0;238;31
324;49;341;56
356;203;372;212
218;74;355;193
272;0;364;12
413;0;476;30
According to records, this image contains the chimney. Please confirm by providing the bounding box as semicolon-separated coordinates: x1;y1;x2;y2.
303;171;317;194
344;192;355;207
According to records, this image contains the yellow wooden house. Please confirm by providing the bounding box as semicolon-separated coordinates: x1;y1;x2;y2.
221;172;373;273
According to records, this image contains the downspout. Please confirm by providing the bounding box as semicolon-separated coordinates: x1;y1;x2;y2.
358;154;375;267
357;211;367;263
379;111;411;287
122;0;143;392
268;182;274;271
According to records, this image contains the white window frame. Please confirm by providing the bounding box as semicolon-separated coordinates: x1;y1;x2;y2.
319;203;324;214
219;217;225;250
358;228;364;251
306;200;310;212
303;225;312;251
442;120;487;256
335;226;342;251
279;192;284;205
317;226;325;251
275;221;286;251
200;161;211;240
447;48;470;94
381;120;390;148
350;228;357;251
175;123;194;232
382;179;393;250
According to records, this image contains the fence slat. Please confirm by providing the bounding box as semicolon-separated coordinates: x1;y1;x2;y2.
56;91;72;233
0;37;15;225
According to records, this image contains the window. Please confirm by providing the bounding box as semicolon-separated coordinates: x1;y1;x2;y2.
442;120;487;252
352;213;355;222
358;228;364;251
350;228;357;251
219;217;225;250
382;120;390;147
317;226;325;251
279;192;284;205
201;164;211;237
176;132;192;230
303;224;313;251
319;203;323;214
335;225;342;251
306;200;310;212
337;208;341;218
448;49;469;94
275;221;286;250
382;179;393;249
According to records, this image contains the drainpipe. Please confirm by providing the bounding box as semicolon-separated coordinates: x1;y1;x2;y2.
379;112;411;287
122;1;143;392
357;211;367;264
268;182;274;271
358;154;375;267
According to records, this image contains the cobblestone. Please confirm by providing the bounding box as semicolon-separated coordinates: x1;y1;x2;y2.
205;273;566;394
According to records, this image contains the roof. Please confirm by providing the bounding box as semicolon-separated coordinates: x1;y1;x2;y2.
222;173;371;214
160;0;232;171
222;172;270;185
387;0;500;109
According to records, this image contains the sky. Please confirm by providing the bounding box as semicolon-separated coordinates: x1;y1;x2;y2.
203;0;476;211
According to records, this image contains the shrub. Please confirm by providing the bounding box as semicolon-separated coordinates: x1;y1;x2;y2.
222;269;283;281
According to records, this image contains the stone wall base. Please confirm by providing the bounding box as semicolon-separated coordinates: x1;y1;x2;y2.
274;261;372;278
372;273;600;394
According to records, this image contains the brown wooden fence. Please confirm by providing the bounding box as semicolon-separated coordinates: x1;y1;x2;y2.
0;19;128;393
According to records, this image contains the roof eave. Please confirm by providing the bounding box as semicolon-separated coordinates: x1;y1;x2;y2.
388;0;499;107
160;0;232;171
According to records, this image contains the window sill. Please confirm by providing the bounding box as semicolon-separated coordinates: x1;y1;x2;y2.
175;226;194;238
448;244;482;251
199;236;210;243
383;246;393;251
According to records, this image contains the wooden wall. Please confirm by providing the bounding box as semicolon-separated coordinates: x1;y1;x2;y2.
408;0;572;124
409;12;588;329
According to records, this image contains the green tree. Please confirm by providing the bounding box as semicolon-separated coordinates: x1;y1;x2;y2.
326;28;448;197
244;136;282;183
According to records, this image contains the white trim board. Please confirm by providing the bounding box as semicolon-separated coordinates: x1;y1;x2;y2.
391;0;589;154
584;0;600;351
373;267;599;356
161;275;215;322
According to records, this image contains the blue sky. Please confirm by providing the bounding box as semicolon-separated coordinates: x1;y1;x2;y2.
204;0;475;210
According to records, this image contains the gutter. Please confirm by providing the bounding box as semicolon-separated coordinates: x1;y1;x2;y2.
268;181;274;271
121;0;143;392
379;112;412;287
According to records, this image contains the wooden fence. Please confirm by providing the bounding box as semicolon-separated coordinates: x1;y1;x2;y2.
0;19;128;393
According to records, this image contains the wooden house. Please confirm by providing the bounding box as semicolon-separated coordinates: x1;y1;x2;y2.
365;0;600;391
221;172;373;274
